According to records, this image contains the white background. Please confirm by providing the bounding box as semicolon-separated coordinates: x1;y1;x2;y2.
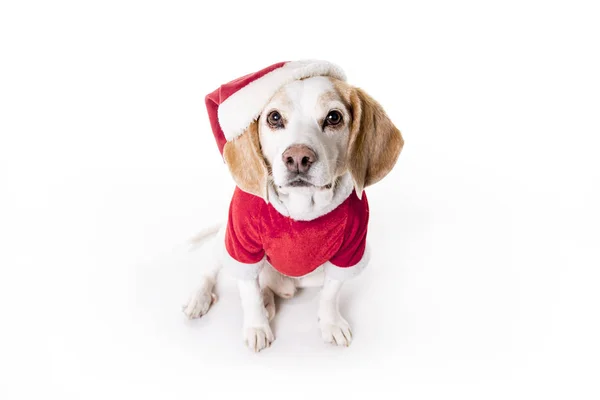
1;0;599;399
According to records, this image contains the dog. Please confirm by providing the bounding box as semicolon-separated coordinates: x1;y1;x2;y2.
183;61;403;352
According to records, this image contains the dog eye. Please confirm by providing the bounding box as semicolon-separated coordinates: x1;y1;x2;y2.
267;111;284;128
324;110;343;127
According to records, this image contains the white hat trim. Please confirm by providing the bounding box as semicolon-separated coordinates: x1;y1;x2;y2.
217;60;346;141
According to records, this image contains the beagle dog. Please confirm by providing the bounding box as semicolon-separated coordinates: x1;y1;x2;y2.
183;61;403;352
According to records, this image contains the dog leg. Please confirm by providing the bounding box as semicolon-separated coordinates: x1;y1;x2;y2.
318;277;352;346
262;286;276;321
258;264;276;321
182;227;224;319
239;278;274;352
259;262;296;299
182;261;220;319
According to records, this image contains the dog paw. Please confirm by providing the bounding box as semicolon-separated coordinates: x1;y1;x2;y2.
182;290;217;319
243;325;274;352
320;317;352;347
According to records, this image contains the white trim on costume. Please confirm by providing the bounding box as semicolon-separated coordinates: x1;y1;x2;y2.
218;60;346;141
222;248;265;280
324;243;371;281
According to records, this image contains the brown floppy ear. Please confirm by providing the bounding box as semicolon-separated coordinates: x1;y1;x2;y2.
346;87;404;198
222;121;269;201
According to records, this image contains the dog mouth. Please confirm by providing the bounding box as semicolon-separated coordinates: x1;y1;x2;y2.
283;177;333;190
288;180;313;187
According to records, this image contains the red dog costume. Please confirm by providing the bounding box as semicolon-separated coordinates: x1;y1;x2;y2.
205;61;370;280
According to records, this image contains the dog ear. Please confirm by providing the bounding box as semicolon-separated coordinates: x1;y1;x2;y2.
222;121;269;202
346;87;404;198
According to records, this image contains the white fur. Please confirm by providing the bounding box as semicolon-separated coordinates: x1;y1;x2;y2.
294;265;325;288
238;278;274;352
184;76;370;352
188;222;222;249
318;278;352;346
182;281;217;319
182;226;224;319
259;263;297;299
218;60;346;141
267;172;354;221
258;77;352;192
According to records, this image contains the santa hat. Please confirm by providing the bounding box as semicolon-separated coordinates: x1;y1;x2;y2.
205;60;347;155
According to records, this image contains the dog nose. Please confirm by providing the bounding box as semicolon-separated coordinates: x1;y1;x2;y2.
282;145;317;173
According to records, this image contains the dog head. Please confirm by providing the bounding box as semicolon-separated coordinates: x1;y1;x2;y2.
222;76;403;201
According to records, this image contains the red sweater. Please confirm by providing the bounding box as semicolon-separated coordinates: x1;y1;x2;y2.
225;187;369;277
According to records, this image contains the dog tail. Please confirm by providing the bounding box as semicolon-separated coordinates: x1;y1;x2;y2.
188;222;223;250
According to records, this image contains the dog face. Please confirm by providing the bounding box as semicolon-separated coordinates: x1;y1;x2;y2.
258;76;351;192
223;76;403;201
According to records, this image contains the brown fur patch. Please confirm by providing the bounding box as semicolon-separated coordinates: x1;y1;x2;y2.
331;78;404;197
266;86;293;109
223;121;269;201
317;90;350;131
318;90;339;105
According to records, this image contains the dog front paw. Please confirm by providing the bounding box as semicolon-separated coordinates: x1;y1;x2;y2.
182;290;217;319
319;317;352;347
243;325;274;352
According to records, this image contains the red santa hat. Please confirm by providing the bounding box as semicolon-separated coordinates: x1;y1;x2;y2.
205;60;347;155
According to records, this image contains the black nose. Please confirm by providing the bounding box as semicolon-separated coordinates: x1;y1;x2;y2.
282;145;317;173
